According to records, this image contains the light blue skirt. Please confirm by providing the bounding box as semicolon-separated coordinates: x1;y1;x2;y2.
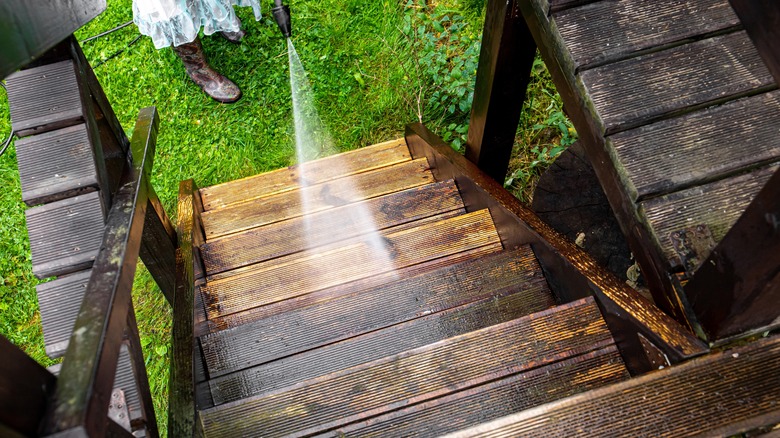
133;0;262;48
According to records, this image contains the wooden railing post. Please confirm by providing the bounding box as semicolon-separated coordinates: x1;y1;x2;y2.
466;0;536;183
729;0;780;86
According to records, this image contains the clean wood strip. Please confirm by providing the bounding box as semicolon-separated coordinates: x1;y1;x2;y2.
200;209;501;319
198;298;613;438
611;90;780;201
199;138;410;211
555;0;740;70
200;180;464;275
640;164;777;269
445;335;780;438
580;31;775;134
200;246;552;378
201;158;434;239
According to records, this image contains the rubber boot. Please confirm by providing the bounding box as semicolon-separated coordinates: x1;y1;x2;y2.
173;37;242;103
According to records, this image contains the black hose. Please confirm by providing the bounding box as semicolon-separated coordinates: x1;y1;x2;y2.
0;82;14;158
81;20;134;43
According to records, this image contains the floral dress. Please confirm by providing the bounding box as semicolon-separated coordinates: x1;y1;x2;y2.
133;0;262;48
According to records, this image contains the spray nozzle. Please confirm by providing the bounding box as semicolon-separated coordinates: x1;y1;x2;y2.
272;0;292;38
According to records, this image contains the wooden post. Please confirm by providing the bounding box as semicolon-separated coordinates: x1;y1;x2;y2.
729;0;780;86
466;0;536;183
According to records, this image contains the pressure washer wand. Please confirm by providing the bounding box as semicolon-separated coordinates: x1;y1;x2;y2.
272;0;292;38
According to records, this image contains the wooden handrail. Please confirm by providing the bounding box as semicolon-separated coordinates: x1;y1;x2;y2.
42;108;161;437
729;0;780;87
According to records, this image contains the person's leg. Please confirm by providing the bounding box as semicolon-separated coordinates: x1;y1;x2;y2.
172;36;242;103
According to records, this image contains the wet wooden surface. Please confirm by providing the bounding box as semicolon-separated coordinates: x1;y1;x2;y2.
36;269;92;358
199;138;410;211
201;158;435;239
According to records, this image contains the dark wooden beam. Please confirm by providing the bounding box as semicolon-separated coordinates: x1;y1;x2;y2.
729;0;780;86
686;166;780;341
466;0;536;183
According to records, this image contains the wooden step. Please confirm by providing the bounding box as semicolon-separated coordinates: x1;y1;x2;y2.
200;209;501;319
5;60;83;137
25;190;105;279
445;334;780;438
325;347;629;437
15;124;99;206
199;138;410;211
199;246;553;378
198;297;614;437
200;179;465;275
200;158;434;239
37;269;91;358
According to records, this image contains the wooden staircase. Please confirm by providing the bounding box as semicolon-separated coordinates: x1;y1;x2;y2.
180;139;631;436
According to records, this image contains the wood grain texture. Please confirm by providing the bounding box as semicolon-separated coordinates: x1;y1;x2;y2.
200;180;464;275
201;158;434;239
200;209;501;319
580;31;775;134
198;298;614;437
445;334;780;438
36;270;92;358
200;246;551;378
641;164;777;268
555;0;740;69
199;139;410;211
611;90;780;201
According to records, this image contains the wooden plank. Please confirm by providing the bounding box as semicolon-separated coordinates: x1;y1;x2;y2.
580;31;776;134
201;158;434;239
5;60;83;136
199;138;410;211
611;90;780;201
200;209;501;319
641;164;777;268
549;0;597;13
37;269;92;358
730;0;780;87
26;190;105;279
555;0;740;70
205;285;557;405
198;298;614;437
15;124;99;206
445;335;780;438
200;246;552;378
327;347;629;438
201;180;465;275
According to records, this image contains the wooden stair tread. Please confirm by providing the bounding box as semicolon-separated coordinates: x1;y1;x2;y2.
200;209;501;319
15;124;99;206
200;158;434;239
6;60;83;136
25;190;105;279
36;269;91;358
580;30;775;134
198;297;616;437
199;245;504;334
641;163;777;269
200;179;465;276
610;90;780;201
199;138;410;211
554;0;740;70
327;347;629;438
199;246;552;378
446;334;780;438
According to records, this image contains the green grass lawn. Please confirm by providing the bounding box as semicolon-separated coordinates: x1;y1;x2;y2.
0;0;573;433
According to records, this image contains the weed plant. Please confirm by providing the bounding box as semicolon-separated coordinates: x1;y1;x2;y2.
0;0;573;433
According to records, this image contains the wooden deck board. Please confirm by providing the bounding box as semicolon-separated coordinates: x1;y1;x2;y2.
555;0;740;70
200;158;434;239
640;164;777;268
198;298;614;437
36;270;91;358
200;246;552;378
611;90;780;201
200;180;464;275
580;31;775;134
200;209;501;319
199;139;410;211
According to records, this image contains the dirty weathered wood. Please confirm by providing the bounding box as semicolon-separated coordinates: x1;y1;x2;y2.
201;158;434;239
198;298;614;437
199;138;410;211
446;334;780;438
554;0;740;70
200;209;501;319
730;0;780;86
37;269;92;358
200;179;465;275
